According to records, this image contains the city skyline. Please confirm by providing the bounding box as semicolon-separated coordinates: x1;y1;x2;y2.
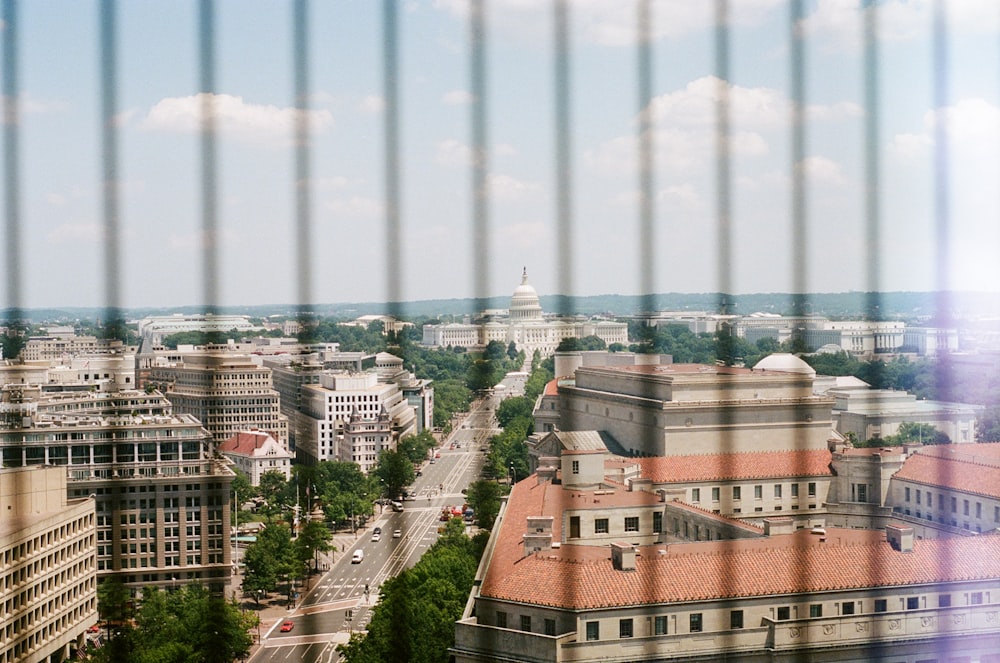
3;1;999;310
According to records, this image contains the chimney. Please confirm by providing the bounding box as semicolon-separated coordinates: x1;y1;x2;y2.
611;541;636;571
886;524;914;552
523;516;554;557
763;517;794;536
536;464;557;484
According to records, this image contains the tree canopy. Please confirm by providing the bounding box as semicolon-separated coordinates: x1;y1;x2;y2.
90;584;256;663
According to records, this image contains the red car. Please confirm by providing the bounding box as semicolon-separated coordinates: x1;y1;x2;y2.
280;620;294;633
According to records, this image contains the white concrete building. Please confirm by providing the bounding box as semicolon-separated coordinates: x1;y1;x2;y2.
298;371;415;467
218;429;293;485
422;269;628;357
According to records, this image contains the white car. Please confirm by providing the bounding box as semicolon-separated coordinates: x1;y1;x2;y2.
393;529;402;538
371;531;381;542
351;550;364;564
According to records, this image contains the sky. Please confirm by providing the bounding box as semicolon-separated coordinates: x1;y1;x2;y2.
2;0;999;310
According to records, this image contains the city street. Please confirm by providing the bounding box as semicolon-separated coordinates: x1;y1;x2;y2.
251;393;499;662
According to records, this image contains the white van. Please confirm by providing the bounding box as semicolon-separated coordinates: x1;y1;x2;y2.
351;549;364;564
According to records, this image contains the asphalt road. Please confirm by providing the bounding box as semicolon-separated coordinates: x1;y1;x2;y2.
253;393;500;663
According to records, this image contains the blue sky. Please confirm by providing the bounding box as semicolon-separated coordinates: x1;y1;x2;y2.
3;0;999;309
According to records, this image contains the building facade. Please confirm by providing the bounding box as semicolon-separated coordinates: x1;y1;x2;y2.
452;452;1000;662
554;354;835;457
422;270;628;357
0;387;233;593
218;429;293;485
147;353;289;447
0;466;97;663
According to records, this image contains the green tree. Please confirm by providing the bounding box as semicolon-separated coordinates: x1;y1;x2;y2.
296;519;333;573
92;584;255;663
398;430;437;464
464;480;503;531
893;422;950;445
373;449;416;501
495;396;534;429
242;523;295;602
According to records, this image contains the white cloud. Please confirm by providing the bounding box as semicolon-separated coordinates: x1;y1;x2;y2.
435;138;472;166
798;155;846;186
442;89;475;105
325;195;384;219
142;93;333;145
46;222;103;244
359;94;385;114
801;0;1000;50
495;143;517;157
434;0;783;47
489;173;540;201
890;97;1000;160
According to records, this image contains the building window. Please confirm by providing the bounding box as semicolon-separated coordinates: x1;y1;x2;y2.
915;489;921;505
754;485;763;499
926;492;932;507
652;512;663;533
970;592;984;605
654;616;667;635
951;496;957;513
689;614;702;633
791;483;799;497
730;610;744;629
938;595;951;608
691;488;700;502
712;487;720;502
595;519;609;534
585;621;599;641
808;482;816;497
906;597;920;610
570;516;580;538
774;484;782;498
874;599;887;613
619;619;633;639
544;619;556;636
976;502;982;519
964;500;970;516
777;606;790;620
904;487;911;502
841;602;855;615
809;604;822;618
732;486;741;500
521;615;531;632
624;517;639;532
571;460;579;475
496;612;507;628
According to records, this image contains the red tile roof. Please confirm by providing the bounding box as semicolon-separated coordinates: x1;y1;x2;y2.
633;449;833;483
894;444;1000;500
482;480;1000;609
543;379;560;396
217;429;278;456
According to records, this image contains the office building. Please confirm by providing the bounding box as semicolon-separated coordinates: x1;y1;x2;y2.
0;466;97;663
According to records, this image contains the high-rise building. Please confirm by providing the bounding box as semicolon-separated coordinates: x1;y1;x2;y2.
146;353;289;447
0;465;97;663
0;386;233;593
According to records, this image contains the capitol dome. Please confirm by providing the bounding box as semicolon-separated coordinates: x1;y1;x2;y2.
509;268;543;322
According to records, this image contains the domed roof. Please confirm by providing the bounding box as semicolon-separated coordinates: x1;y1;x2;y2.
752;353;815;376
510;267;543;321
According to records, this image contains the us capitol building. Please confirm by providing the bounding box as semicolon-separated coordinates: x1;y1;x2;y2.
421;269;628;357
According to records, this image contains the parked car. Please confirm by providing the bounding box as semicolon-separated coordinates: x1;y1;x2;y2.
352;550;364;564
280;621;294;632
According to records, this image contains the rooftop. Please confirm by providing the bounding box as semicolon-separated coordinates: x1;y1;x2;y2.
894;444;1000;500
633;449;833;483
482;477;1000;609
